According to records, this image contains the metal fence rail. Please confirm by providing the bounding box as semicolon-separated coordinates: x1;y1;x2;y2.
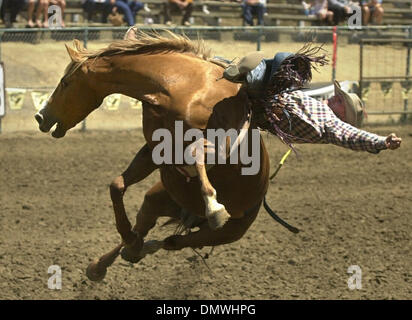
1;25;412;52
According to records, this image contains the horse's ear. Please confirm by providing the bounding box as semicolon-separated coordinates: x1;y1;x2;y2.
72;39;84;52
65;43;79;62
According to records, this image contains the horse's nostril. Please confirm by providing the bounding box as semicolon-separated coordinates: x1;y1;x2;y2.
35;113;43;125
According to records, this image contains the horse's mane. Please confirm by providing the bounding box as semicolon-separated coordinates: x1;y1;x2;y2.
64;30;218;79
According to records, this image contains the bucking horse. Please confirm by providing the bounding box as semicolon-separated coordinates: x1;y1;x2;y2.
34;30;277;281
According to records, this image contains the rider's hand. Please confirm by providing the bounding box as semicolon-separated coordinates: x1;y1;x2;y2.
385;133;402;150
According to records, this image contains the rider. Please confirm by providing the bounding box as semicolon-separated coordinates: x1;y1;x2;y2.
222;47;402;153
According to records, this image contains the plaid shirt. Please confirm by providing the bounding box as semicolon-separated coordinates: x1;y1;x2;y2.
275;90;387;154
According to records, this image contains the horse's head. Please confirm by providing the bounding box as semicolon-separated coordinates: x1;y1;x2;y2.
35;41;103;138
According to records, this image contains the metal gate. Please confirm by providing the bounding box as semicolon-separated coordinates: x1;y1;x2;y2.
359;38;412;122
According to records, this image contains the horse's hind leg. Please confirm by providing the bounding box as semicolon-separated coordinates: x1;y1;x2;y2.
120;181;182;263
162;201;261;251
133;181;182;237
87;180;180;280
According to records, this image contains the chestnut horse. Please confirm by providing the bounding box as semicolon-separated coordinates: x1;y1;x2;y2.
34;31;270;281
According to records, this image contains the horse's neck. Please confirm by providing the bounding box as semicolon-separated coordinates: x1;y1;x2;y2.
95;53;201;103
93;53;249;133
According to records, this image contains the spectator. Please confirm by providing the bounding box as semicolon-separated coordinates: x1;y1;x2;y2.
163;0;193;26
327;0;352;24
27;0;49;28
361;0;384;25
303;0;334;24
83;0;144;26
82;0;115;23
242;0;266;26
114;0;144;26
1;0;25;28
49;0;66;27
326;1;361;25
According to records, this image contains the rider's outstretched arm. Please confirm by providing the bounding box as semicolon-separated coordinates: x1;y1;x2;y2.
322;118;402;153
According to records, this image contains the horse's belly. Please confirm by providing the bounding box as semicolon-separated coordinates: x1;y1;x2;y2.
159;159;269;218
159;166;204;216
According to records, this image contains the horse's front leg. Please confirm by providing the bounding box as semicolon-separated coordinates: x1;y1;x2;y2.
109;143;158;252
195;161;230;230
86;143;158;281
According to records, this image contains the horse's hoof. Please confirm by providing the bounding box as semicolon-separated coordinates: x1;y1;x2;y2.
120;233;144;263
86;260;107;282
141;240;164;255
207;207;230;230
120;240;164;263
120;246;144;263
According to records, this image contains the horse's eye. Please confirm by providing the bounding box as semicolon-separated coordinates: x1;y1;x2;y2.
60;80;67;87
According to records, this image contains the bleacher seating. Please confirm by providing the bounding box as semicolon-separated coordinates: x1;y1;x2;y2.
62;0;412;27
2;0;412;28
58;0;316;27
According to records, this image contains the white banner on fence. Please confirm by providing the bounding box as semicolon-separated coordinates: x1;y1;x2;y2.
129;97;142;109
105;94;122;110
4;88;144;112
31;91;50;111
0;63;5;117
7;88;27;110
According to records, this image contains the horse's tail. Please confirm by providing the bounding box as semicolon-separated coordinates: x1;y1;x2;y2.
263;195;300;234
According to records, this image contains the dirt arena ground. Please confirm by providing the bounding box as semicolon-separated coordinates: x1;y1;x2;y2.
0;124;411;300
